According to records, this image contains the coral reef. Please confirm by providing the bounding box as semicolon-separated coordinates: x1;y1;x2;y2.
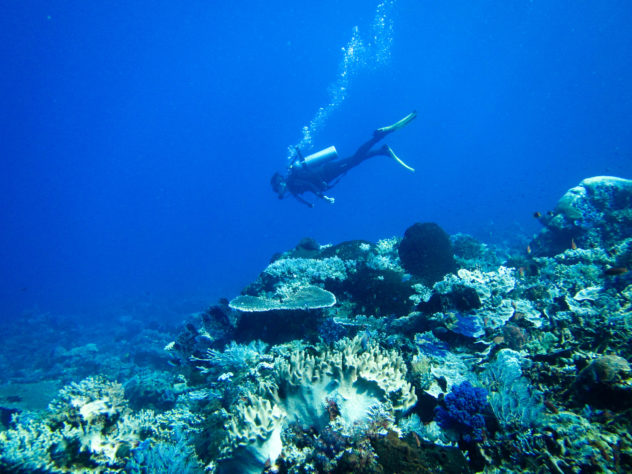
3;176;632;472
124;369;178;411
481;349;543;430
531;176;632;255
223;395;285;473
573;354;632;409
371;430;470;473
127;434;204;473
0;376;203;472
435;381;488;443
2;376;137;471
217;335;417;472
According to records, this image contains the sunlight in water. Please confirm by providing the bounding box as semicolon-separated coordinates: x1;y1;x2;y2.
288;0;397;162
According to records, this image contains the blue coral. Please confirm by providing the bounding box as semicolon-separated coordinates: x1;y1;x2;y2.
453;313;484;339
414;332;449;358
127;435;203;473
435;381;488;443
318;318;348;343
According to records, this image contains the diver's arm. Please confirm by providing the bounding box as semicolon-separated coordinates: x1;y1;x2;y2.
291;193;314;208
316;193;335;204
291;192;333;207
302;181;335;204
304;183;335;205
289;176;329;198
286;174;331;207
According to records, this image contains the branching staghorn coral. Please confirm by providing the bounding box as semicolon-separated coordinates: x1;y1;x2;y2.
0;376;203;473
192;340;269;374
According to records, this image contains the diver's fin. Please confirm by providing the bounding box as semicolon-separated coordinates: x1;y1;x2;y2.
375;111;417;135
386;145;415;172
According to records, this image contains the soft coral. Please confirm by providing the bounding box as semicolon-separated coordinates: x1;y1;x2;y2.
435;381;488;443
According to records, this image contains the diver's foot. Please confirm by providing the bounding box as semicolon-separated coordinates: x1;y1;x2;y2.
375;111;417;136
385;145;415;172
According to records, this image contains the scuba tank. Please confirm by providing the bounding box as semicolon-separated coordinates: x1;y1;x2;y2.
294;146;339;170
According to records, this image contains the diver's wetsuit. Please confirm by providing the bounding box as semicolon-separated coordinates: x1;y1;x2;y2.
286;135;389;200
276;111;416;207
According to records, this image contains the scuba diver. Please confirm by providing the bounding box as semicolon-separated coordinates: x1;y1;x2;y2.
271;111;417;207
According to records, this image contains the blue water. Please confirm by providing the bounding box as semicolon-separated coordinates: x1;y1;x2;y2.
1;0;631;320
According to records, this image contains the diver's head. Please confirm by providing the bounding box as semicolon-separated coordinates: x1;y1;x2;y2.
270;172;287;198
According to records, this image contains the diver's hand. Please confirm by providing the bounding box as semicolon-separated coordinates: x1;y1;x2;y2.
323;196;335;204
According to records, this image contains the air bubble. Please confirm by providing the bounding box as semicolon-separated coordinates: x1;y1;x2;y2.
288;0;398;162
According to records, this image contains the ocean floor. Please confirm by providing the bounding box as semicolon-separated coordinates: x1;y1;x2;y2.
1;176;632;473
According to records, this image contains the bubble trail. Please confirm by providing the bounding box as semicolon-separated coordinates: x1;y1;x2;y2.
288;0;398;162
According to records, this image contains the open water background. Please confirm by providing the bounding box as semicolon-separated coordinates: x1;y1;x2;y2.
1;0;631;321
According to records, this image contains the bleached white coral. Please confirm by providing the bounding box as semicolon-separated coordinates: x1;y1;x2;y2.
0;413;63;472
409;283;432;305
375;237;398;254
512;298;543;327
431;266;521;330
49;376;128;428
223;395;285;473
433;266;516;302
366;254;399;271
221;337;417;472
365;237;402;271
275;336;417;428
194;340;268;373
426;352;470;398
398;415;453;446
0;378;202;473
264;256;349;282
226;396;285;448
229;286;336;312
333;336;417;410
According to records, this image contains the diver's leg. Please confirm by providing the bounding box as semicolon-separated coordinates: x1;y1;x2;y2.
374;111;417;138
350;111;418;160
371;145;415;172
321;143;414;184
349;137;382;164
323;112;418;181
320;149;375;183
